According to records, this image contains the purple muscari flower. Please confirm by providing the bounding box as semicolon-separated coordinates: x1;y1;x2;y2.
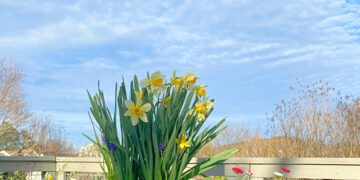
101;136;106;145
108;142;116;152
158;143;165;151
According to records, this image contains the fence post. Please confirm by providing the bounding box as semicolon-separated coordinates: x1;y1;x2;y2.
57;172;65;180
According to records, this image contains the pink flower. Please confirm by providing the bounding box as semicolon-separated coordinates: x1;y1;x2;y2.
245;169;253;176
281;167;290;173
232;167;243;174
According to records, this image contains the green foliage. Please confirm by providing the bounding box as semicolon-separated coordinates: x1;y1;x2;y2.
0;123;20;150
0;171;27;180
85;71;238;180
0;123;37;152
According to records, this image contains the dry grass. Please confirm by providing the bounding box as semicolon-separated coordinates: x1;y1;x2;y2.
197;80;360;158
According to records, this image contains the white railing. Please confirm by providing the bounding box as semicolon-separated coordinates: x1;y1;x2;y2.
1;156;360;179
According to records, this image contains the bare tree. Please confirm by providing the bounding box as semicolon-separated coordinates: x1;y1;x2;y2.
0;60;77;155
23;114;77;156
0;60;29;137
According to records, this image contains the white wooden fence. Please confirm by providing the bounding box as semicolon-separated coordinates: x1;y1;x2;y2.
1;156;360;179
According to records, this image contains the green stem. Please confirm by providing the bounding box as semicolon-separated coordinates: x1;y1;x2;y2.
178;147;187;160
241;174;248;180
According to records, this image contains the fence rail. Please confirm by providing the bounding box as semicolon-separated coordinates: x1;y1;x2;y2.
1;156;360;179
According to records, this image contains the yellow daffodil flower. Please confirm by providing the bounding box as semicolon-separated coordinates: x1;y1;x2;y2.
195;102;206;121
184;71;198;84
193;112;205;121
172;77;184;86
195;83;207;97
189;100;213;121
188;102;205;121
195;102;206;112
48;175;53;180
140;71;166;94
172;77;183;86
124;97;151;126
171;70;185;90
176;134;190;149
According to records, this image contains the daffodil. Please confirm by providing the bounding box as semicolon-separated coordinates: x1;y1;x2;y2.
195;101;207;112
184;71;198;84
172;77;184;86
189;101;208;121
189;108;206;121
192;100;213;121
196;113;206;121
140;71;166;94
203;99;214;110
176;134;191;149
124;97;151;126
195;83;207;97
195;102;206;121
48;175;53;180
171;70;183;85
171;70;185;92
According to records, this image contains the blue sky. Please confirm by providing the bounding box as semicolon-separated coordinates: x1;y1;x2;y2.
1;0;360;147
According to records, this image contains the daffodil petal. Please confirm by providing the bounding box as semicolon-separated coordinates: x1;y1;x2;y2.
195;101;201;107
205;100;213;109
125;100;135;109
139;113;148;122
199;83;207;88
141;103;151;112
130;115;139;126
157;84;166;92
140;79;150;88
198;113;205;121
151;71;165;80
181;135;186;144
124;110;131;117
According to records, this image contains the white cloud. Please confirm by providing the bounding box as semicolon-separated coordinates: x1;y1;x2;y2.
70;58;120;69
2;0;359;69
2;0;360;145
0;18;132;49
